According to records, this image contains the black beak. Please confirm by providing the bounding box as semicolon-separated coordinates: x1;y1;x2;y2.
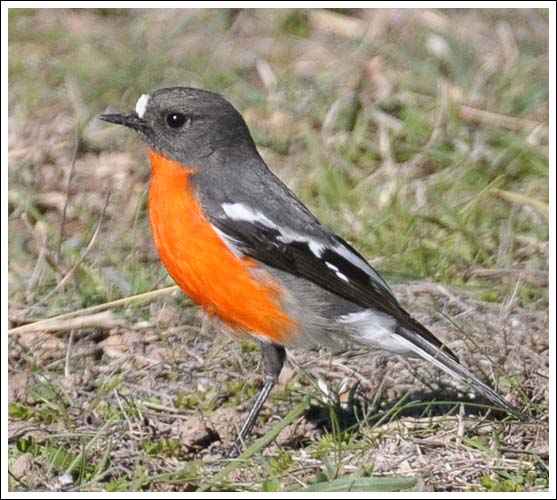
98;112;149;132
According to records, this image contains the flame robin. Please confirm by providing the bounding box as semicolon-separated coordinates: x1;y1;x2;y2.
100;87;523;454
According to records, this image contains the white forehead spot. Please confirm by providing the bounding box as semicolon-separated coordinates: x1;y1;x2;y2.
135;94;150;119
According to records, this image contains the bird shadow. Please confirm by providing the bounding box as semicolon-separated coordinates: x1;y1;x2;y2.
304;388;513;436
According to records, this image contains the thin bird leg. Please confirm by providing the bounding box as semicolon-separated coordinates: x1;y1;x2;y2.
227;343;285;458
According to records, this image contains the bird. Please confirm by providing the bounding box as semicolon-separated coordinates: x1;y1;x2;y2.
99;87;523;455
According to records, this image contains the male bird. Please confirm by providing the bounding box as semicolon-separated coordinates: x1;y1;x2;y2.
100;87;521;454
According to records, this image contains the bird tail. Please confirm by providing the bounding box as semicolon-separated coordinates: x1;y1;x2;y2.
396;324;527;420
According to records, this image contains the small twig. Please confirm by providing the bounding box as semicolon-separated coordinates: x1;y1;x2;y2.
8;469;30;490
456;403;466;443
140;401;181;414
8;286;178;335
321;96;346;135
56;126;80;265
437;310;504;381
113;390;134;437
496;21;519;71
36;191;112;306
256;59;278;99
368;373;386;415
435;284;474;314
403;79;449;175
499;274;524;362
26;234;48;303
64;329;75;378
498;447;549;459
402;89;546;131
11;311;123;335
491;188;549;218
19;211;57;303
458;103;545;132
309;9;367;39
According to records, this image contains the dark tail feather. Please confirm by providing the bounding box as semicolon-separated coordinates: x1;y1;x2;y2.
397;326;528;421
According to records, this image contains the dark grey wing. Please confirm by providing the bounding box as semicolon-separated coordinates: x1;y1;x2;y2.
210;207;458;362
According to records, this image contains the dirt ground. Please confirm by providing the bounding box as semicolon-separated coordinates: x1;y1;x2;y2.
8;277;549;491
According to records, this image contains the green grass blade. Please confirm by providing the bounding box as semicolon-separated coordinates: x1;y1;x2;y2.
299;475;418;492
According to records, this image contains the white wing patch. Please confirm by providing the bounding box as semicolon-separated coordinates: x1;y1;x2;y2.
333;243;391;292
221;202;326;257
338;310;413;355
220;202;393;292
135;94;150;119
221;202;274;227
325;262;349;283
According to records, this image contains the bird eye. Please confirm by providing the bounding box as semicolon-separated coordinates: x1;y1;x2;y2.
166;112;188;128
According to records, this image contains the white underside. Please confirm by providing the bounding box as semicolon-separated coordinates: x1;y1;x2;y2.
338;310;414;355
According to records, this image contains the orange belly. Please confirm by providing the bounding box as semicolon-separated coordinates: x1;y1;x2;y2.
147;149;296;345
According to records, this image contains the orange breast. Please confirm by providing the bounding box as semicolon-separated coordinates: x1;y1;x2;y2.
147;149;296;345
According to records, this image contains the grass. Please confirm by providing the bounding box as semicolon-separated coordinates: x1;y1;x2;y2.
7;8;549;492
